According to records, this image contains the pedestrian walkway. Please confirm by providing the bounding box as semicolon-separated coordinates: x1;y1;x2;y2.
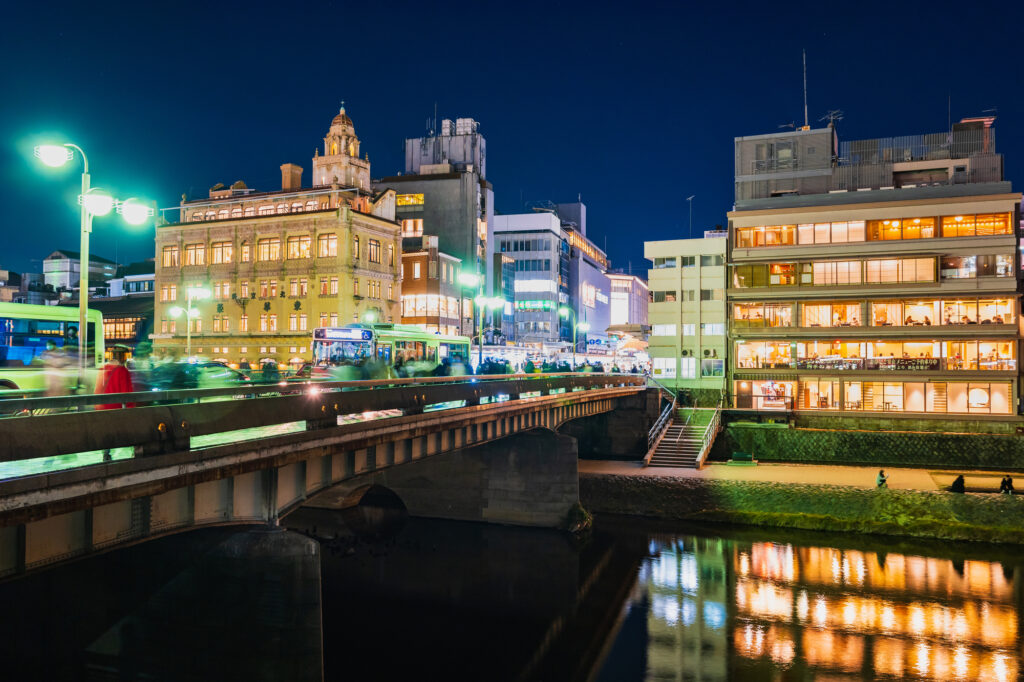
579;459;1019;494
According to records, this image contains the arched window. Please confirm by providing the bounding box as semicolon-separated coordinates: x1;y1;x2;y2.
231;208;242;218
205;211;216;220
244;206;255;217
192;213;203;222
218;209;229;219
258;205;274;215
276;203;288;214
305;200;318;211
291;202;303;212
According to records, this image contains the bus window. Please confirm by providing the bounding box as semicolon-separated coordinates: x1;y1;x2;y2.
377;345;392;363
426;345;437;364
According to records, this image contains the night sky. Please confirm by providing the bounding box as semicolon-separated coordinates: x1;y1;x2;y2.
3;0;1021;277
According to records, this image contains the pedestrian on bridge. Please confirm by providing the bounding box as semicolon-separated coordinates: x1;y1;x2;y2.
95;347;136;410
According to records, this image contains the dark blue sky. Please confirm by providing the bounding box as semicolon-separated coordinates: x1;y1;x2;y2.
3;0;1021;277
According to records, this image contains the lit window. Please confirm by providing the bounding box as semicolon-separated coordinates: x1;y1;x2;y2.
396;193;424;206
162;246;179;267
257;238;281;261
368;239;381;264
211;241;233;264
184;243;205;266
401;219;424;236
287;235;311;259
317;233;337;257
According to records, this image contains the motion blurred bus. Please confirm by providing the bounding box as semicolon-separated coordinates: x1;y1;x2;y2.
311;324;469;376
0;302;104;394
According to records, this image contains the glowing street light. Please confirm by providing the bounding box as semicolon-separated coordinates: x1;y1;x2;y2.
118;197;155;225
168;286;212;358
33;141;154;386
34;145;74;167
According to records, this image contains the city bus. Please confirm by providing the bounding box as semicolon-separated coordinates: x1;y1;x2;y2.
311;324;470;376
0;302;105;394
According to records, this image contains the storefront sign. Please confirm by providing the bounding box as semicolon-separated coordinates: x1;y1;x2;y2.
866;357;941;371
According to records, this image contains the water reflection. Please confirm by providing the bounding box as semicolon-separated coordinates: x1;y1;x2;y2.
603;523;1023;681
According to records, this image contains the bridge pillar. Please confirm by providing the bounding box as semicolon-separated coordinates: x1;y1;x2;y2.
310;429;581;529
560;387;662;459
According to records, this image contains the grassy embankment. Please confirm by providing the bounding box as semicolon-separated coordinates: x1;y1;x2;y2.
581;474;1024;545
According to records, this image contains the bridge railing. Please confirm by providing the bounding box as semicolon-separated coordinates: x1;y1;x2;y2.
0;373;646;468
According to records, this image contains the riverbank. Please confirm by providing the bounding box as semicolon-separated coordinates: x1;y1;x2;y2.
580;473;1024;545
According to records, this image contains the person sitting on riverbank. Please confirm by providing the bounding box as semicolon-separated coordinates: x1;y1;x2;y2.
876;470;888;489
999;476;1015;495
950;474;966;494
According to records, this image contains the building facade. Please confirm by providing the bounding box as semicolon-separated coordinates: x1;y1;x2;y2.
645;237;728;395
607;273;649;327
42;250;118;295
493;212;566;345
153;107;402;368
728;119;1021;418
399;235;462;336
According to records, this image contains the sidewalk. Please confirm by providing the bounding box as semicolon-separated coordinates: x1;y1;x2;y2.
578;459;1017;493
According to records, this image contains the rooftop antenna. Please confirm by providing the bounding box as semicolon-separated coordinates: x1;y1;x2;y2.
778;122;796;130
802;49;809;129
819;110;844;127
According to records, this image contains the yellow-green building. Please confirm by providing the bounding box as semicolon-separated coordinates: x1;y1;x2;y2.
645;235;728;400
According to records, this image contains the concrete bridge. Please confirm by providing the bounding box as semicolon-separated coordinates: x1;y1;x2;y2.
0;373;654;579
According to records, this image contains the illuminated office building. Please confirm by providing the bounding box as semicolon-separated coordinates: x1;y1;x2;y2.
729;117;1021;417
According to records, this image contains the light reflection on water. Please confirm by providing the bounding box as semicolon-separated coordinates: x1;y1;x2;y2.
605;531;1021;681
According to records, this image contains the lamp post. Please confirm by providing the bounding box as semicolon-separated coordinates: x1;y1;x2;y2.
558;307;590;369
168;286;212;359
473;294;506;368
33;143;153;387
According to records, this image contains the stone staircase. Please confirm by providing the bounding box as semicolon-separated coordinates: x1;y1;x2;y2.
647;409;718;468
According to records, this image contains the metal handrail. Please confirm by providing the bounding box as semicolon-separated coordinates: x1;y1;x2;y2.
647;395;676;452
694;392;725;469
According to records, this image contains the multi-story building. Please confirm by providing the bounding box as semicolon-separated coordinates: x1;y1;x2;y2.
153;106;402;369
728;118;1021;418
42;250;118;296
645;236;728;397
373;117;493;336
491;252;516;342
107;259;155;297
399;235;462;336
607;273;649;327
0;271;21;303
493;212;566;345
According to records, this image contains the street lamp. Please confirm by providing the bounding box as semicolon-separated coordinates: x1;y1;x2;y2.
168;286;211;359
458;271;482;337
559;306;590;369
33;142;154;386
473;294;505;367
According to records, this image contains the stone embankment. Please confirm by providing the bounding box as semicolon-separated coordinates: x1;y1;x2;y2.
581;473;1024;545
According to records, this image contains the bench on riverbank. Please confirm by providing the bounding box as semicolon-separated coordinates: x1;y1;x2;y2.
728;451;757;466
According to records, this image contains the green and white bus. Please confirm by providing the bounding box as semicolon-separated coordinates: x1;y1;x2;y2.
0;302;105;394
311;323;470;374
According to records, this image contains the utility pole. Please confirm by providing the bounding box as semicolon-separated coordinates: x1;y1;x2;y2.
686;196;695;238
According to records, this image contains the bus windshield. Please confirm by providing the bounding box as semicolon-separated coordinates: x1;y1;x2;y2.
312;339;373;366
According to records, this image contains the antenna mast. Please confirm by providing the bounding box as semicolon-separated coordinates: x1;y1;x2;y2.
802;49;809;129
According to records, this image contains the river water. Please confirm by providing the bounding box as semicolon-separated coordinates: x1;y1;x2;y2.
1;511;1022;680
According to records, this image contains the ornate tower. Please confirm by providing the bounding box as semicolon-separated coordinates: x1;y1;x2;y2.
312;104;371;191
